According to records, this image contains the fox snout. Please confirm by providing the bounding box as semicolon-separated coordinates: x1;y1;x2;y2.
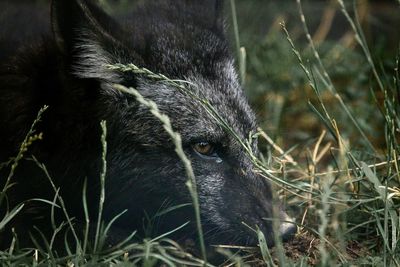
203;165;296;246
246;170;297;245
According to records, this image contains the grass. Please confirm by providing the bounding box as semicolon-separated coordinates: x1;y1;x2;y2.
1;0;400;266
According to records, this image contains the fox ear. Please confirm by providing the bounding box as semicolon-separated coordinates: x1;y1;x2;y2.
51;0;123;54
51;0;140;82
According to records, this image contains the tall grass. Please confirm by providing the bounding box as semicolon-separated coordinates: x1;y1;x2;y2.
0;106;47;236
273;0;400;265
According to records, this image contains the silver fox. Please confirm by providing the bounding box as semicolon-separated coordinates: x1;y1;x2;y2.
0;0;296;248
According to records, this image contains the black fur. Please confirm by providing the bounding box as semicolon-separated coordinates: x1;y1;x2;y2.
0;0;295;249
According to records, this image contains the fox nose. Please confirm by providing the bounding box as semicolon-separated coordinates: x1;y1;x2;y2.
280;221;297;241
279;212;297;242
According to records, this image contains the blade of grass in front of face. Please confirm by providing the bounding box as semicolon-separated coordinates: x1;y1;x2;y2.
94;120;107;253
113;84;208;264
257;226;276;267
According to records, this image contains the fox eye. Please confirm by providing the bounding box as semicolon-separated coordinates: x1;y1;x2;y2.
192;142;215;156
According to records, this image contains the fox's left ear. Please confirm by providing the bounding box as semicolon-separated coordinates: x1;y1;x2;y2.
51;0;142;82
51;0;123;55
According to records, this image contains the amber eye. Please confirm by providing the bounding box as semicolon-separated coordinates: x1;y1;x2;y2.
192;142;215;156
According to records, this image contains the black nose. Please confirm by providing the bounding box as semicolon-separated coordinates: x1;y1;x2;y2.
279;220;297;242
278;211;297;242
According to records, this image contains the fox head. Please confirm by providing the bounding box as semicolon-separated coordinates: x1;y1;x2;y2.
30;0;297;246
